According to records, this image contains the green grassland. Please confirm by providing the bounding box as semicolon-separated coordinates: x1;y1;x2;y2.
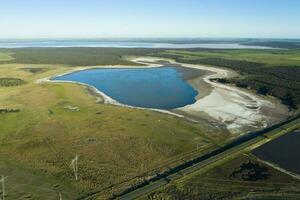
0;63;224;199
0;52;14;61
143;154;300;200
0;47;299;199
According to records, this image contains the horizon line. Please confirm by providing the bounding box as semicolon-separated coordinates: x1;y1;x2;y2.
0;37;300;41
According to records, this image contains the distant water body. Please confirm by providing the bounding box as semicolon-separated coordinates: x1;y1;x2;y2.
53;67;198;109
0;40;274;49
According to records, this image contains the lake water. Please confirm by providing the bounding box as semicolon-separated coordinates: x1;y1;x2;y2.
252;130;300;175
53;67;198;109
0;40;273;49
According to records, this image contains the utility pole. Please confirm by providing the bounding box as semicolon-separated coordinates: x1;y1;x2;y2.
196;143;201;151
71;155;79;181
0;175;7;200
59;192;62;200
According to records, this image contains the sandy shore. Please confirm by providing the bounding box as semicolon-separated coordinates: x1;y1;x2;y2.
37;56;289;134
133;57;289;134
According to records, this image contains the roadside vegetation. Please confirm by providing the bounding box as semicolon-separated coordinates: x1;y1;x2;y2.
143;154;300;200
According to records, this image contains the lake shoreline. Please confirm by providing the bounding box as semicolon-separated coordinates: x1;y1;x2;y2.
37;56;289;134
132;57;290;134
38;65;187;119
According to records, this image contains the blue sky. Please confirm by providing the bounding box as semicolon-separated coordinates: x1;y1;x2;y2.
1;0;300;39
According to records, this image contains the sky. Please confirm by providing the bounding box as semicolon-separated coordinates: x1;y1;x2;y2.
1;0;300;39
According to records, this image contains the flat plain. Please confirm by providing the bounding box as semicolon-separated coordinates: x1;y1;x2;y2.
0;62;222;199
0;47;299;199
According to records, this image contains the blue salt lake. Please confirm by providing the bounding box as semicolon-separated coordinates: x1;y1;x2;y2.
53;67;198;109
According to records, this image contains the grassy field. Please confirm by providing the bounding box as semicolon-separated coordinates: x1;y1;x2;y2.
143;154;300;200
0;52;14;61
0;47;299;199
0;63;224;199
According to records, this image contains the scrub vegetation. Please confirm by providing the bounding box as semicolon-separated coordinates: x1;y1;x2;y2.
143;154;300;200
0;77;26;87
0;48;158;66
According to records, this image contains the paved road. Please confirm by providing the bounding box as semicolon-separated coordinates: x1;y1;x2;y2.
76;115;300;200
118;116;300;200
